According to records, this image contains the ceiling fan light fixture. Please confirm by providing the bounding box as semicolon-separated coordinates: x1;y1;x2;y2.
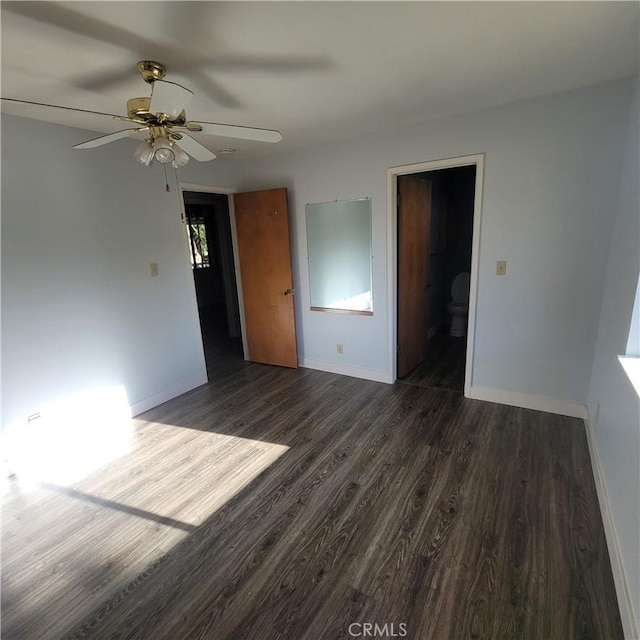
153;136;175;164
172;144;189;168
134;139;155;166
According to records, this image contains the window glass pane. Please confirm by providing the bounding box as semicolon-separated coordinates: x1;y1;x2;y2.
185;215;210;269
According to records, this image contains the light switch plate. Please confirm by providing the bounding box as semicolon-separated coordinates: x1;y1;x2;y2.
496;260;507;276
150;262;159;277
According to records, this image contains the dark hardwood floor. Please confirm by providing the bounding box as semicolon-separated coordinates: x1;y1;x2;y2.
399;329;467;392
2;353;623;639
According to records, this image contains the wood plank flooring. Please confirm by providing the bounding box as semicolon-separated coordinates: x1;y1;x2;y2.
399;330;467;392
1;360;623;639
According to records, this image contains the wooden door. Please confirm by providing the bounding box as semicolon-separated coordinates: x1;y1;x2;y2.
234;188;298;368
397;175;431;377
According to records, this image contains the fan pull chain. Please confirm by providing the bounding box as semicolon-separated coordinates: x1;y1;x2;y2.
174;166;185;223
163;164;170;192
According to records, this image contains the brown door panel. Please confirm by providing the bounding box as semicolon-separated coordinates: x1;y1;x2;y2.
234;188;298;368
397;175;431;377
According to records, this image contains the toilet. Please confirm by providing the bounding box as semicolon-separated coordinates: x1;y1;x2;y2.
447;272;470;337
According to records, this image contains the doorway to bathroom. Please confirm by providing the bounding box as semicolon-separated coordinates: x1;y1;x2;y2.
388;154;484;395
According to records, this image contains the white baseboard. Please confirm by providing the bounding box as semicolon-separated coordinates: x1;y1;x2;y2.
129;373;208;417
466;385;587;418
300;358;393;384
584;409;639;640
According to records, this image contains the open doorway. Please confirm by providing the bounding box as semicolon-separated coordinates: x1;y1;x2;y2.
182;190;243;376
389;154;483;394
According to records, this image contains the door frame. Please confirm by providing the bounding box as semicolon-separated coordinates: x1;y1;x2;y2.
178;182;249;361
386;154;485;395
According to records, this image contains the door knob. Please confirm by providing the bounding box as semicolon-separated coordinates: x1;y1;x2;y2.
282;289;293;296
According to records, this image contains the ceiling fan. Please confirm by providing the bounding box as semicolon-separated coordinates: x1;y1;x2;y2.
1;60;283;168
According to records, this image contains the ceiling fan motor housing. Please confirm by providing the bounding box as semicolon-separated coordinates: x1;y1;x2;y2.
127;97;152;119
127;97;186;126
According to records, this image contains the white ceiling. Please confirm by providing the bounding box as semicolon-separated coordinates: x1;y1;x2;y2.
1;1;638;159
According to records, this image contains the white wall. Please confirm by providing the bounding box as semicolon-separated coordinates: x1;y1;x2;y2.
240;78;633;408
2;80;633;418
587;76;640;638
1;114;242;430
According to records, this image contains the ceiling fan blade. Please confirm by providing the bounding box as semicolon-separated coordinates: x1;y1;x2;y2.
175;134;216;162
205;54;333;73
73;128;148;149
150;80;193;120
185;121;283;143
1;97;124;120
72;67;138;93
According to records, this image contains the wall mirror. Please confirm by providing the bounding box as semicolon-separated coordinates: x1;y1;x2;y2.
305;198;373;315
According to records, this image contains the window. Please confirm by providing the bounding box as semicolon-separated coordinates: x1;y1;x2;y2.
618;272;640;398
185;212;211;269
625;272;640;357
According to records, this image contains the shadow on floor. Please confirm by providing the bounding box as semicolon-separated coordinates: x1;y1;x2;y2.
197;304;245;378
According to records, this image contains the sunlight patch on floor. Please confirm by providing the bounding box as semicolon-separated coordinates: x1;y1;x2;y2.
2;418;290;639
48;424;291;528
